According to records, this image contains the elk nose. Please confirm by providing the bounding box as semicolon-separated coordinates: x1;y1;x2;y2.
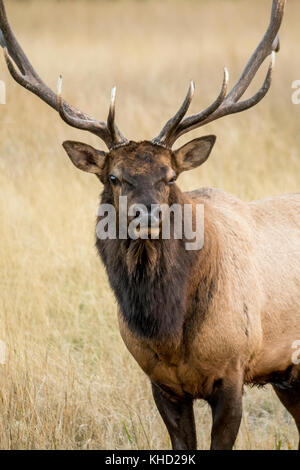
139;205;161;226
133;204;161;227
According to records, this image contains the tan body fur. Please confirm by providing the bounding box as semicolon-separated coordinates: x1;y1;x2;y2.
119;189;300;400
1;0;294;450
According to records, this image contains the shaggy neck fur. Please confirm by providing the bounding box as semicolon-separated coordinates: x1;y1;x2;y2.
96;186;212;341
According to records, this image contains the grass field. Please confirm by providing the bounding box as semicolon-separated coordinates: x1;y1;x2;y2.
0;0;299;450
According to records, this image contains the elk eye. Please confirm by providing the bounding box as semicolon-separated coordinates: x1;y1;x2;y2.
109;175;120;186
168;177;177;185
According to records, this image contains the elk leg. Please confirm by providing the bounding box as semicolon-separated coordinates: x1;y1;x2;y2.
273;382;300;450
208;378;243;450
151;382;197;450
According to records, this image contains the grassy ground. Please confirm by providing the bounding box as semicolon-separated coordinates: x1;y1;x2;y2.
0;0;299;449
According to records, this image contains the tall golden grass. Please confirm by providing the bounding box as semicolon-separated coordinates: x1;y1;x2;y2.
0;0;299;450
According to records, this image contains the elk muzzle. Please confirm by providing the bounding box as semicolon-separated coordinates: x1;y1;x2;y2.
128;203;162;239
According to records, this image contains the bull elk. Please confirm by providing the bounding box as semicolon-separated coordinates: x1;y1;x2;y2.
1;0;299;450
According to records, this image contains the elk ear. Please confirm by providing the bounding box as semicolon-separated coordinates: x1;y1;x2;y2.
62;141;107;175
174;136;216;173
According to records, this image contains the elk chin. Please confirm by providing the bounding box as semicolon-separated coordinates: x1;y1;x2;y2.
135;226;160;239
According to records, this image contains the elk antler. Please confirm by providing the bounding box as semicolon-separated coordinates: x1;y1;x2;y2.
0;0;128;150
153;0;286;148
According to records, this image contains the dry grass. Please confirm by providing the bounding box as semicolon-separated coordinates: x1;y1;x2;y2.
0;0;299;450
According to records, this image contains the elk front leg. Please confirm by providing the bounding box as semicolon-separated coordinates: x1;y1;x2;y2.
208;378;243;450
151;382;197;450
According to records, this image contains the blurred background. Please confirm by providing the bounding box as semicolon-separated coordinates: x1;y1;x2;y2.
0;0;299;450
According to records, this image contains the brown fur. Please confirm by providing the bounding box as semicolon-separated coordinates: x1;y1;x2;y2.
62;138;300;449
1;0;292;449
117;188;300;395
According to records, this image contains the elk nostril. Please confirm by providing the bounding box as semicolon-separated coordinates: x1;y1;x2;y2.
131;204;161;227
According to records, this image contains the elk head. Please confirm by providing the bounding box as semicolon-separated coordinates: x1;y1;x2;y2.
0;0;286;232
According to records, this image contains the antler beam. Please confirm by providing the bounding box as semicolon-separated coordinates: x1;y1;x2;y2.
0;0;128;150
154;0;286;148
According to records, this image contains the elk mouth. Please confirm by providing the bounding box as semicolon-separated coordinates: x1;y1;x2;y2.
135;225;161;239
129;206;162;240
132;214;161;239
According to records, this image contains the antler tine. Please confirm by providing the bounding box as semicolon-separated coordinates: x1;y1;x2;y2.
173;51;276;140
0;0;127;150
152;81;195;146
153;68;229;148
227;51;275;115
0;28;5;47
155;0;286;148
165;68;229;147
107;87;129;148
226;0;285;105
107;86;117;138
0;0;35;77
57;75;102;132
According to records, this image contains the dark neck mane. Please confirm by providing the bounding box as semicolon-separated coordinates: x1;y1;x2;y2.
98;236;193;340
96;188;208;341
